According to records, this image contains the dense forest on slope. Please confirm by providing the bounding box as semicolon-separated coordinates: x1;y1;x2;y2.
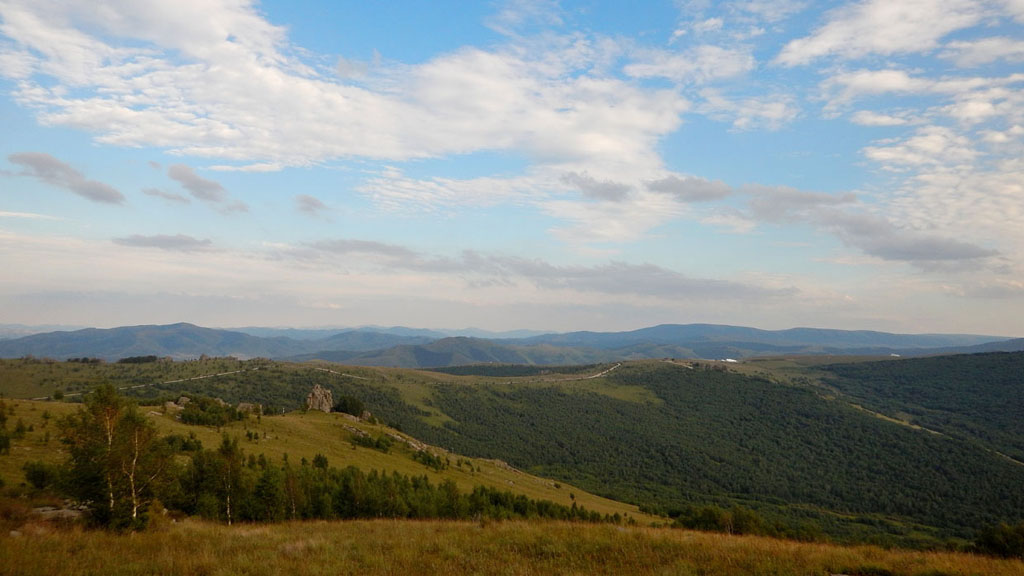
3;354;1023;545
361;361;1024;542
821;352;1024;461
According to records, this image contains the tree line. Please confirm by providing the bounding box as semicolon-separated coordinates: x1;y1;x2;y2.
26;385;616;531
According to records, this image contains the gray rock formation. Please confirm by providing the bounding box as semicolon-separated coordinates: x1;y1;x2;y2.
306;384;333;413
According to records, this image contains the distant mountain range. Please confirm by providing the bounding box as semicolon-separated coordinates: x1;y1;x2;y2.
0;322;1020;366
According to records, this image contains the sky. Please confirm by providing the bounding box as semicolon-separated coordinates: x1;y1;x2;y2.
0;0;1022;336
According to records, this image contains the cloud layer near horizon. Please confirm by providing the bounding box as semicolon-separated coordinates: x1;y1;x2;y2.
0;0;1022;335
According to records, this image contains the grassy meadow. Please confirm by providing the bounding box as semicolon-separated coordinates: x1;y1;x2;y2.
3;518;1023;576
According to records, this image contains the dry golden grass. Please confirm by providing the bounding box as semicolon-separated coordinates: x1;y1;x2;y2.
3;519;1022;576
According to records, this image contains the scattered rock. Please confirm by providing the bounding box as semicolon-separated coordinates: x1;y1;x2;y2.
306;385;333;413
341;424;368;438
32;506;82;521
237;402;262;415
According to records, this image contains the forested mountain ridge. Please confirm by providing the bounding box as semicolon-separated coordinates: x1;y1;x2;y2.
0;322;1019;365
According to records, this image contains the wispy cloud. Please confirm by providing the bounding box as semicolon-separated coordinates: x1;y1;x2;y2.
167;164;248;213
0;210;63;220
142;187;190;204
295;194;329;216
645;175;732;202
8;152;125;204
112;234;214;252
168;164;226;202
776;0;987;66
287;238;791;301
560;172;631;202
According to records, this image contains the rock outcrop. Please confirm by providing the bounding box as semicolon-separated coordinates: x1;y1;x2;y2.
306;384;333;413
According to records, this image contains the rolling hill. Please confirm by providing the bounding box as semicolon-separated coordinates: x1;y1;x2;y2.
2;351;1022;546
0;322;1019;365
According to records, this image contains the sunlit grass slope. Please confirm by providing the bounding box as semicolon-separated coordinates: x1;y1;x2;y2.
3;519;1022;576
0;398;652;523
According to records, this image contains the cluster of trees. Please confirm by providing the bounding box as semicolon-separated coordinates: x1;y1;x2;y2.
166;441;612;525
333;394;365;417
67;357;105;364
32;385;614;531
179;397;244;427
975;522;1024;558
117;355;161;364
669;505;770;536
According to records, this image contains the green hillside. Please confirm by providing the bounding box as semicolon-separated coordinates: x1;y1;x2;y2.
0;397;649;524
2;353;1023;547
820;352;1024;461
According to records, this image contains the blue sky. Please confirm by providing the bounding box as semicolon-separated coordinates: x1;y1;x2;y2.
1;0;1022;335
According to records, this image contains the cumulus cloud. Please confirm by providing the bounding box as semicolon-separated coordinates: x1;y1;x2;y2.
112;234;213;252
8;152;125;204
776;0;986;66
0;1;686;175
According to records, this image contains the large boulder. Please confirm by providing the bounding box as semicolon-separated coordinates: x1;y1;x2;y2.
306;384;333;413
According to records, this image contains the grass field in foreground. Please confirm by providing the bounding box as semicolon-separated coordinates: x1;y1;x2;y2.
3;519;1022;576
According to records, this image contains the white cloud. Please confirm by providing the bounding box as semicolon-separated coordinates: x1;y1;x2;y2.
941;36;1024;66
624;45;755;84
0;210;62;220
850;110;910;126
735;0;808;23
542;190;685;245
692;18;724;34
698;89;799;130
777;0;987;66
0;0;687;175
821;69;932;107
863;126;977;169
